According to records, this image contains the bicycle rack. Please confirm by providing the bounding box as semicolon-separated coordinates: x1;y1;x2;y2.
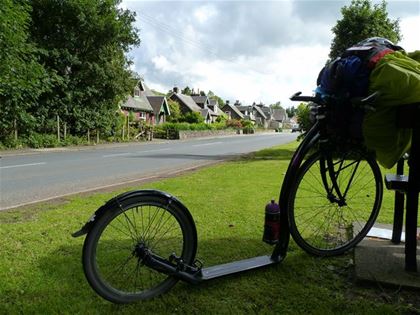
384;103;420;272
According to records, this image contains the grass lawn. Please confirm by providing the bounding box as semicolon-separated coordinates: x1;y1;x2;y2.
0;141;419;314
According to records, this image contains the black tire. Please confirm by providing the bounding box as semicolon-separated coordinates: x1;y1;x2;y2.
82;195;197;303
288;150;382;256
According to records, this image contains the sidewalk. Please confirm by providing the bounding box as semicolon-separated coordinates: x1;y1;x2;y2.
0;139;168;157
0;130;283;157
355;223;420;289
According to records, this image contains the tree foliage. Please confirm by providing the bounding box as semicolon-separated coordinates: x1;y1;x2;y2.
329;0;401;59
0;0;49;141
167;99;181;122
269;101;283;110
181;86;192;95
296;103;311;133
286;106;296;118
207;90;224;107
0;0;140;144
180;111;204;124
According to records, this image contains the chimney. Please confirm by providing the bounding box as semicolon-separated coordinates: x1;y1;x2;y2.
173;87;179;94
226;100;230;106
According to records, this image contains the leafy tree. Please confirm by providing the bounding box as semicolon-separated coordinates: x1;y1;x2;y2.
29;0;140;136
0;0;49;142
167;99;181;122
180;111;204;124
269;102;283;110
199;90;206;96
330;0;401;59
296;103;311;132
182;86;192;95
286;106;296;118
207;90;224;107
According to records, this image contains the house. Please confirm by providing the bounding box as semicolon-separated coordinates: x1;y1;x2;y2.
191;94;219;123
221;100;244;120
120;81;154;124
270;108;287;129
235;100;256;123
148;96;170;125
169;87;213;123
207;98;226;122
252;103;268;128
191;95;210;108
121;80;170;125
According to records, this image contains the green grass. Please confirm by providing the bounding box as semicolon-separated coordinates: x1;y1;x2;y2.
0;141;418;314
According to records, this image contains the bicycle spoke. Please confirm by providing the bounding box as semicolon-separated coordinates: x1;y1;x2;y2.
290;151;381;256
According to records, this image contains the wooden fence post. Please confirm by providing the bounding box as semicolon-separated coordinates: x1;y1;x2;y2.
57;115;60;142
127;115;130;140
87;129;90;144
13;119;18;141
96;129;99;144
64;122;67;141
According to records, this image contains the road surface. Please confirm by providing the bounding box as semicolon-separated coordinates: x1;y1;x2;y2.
0;133;297;210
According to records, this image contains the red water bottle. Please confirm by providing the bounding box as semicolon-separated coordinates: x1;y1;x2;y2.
263;199;281;244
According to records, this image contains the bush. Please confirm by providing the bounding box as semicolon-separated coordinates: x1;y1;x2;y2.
180;112;204;124
226;119;242;129
0;137;25;149
26;133;59;148
62;135;88;146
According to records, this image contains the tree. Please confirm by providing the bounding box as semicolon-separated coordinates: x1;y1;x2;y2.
180;111;204;124
329;0;401;60
207;90;224;107
0;0;49;142
286;106;296;118
296;103;311;132
269;102;283;110
167;99;181;122
182;86;192;95
29;0;140;136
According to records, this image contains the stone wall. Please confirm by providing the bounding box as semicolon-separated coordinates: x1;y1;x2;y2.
178;129;275;140
178;129;240;140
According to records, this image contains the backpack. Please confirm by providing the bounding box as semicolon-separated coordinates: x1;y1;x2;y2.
316;40;404;141
317;42;398;98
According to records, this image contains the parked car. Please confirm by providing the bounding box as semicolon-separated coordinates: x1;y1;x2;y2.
291;124;302;132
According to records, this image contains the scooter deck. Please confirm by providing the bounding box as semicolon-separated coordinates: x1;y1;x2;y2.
199;255;283;281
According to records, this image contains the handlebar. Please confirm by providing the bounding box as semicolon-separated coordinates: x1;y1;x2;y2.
289;92;318;102
290;91;380;110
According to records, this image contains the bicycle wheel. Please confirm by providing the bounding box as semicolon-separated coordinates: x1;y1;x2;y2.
82;195;197;303
288;150;382;256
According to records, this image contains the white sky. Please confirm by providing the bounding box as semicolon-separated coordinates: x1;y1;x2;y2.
122;0;420;108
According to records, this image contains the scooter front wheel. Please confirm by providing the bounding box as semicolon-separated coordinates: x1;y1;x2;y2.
82;195;197;303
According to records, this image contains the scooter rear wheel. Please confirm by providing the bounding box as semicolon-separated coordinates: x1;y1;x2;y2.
82;195;197;303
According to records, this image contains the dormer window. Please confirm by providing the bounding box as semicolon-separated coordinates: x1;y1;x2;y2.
134;87;140;97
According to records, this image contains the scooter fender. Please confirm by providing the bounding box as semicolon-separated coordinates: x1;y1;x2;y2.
72;189;196;238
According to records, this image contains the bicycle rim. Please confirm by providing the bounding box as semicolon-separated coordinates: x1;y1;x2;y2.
288;151;382;256
82;197;196;303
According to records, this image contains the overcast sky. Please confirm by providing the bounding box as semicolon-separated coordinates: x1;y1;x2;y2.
121;0;420;107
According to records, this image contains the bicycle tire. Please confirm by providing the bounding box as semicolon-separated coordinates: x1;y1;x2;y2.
288;150;382;256
82;195;197;303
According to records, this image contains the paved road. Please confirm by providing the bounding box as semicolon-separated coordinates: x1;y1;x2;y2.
0;133;297;210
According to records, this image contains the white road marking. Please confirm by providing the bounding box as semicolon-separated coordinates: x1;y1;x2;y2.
192;142;222;147
0;162;46;169
102;149;170;158
138;148;171;153
102;153;132;158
